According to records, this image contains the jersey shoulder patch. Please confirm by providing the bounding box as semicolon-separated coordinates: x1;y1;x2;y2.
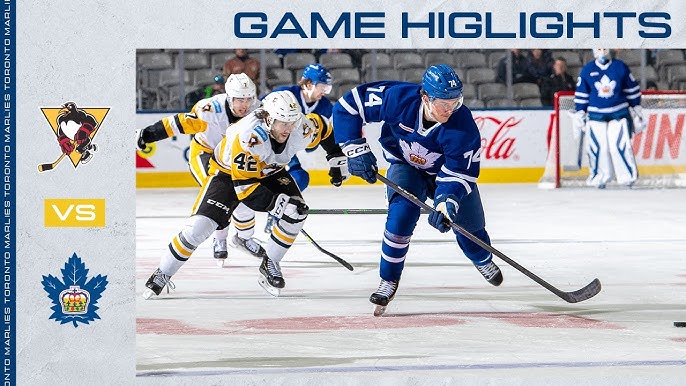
254;125;269;142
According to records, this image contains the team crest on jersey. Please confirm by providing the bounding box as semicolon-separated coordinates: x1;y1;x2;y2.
399;139;441;169
277;177;291;185
246;133;263;147
38;102;110;172
594;75;616;99
41;252;108;328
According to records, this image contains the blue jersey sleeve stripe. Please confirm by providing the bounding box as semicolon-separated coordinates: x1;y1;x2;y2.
623;85;640;93
574;99;589;104
440;165;478;182
351;87;367;123
436;176;473;195
337;97;358;116
626;93;641;100
574;92;589;97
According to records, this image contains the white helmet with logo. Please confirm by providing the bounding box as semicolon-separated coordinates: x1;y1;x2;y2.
262;90;302;127
225;73;256;115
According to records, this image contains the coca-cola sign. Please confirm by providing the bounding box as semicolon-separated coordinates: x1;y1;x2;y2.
473;115;522;161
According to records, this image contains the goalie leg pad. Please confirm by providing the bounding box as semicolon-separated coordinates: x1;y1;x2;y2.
585;121;614;187
607;118;638;185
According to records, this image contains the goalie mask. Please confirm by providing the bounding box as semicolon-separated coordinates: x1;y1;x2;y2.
593;48;612;65
225;73;257;117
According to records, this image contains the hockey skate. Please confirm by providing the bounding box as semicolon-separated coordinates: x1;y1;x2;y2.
142;268;175;299
475;260;503;286
370;279;399;317
258;256;285;297
213;238;228;267
229;233;267;259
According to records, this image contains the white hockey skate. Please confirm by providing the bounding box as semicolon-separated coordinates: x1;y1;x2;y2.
258;256;284;297
370;279;398;317
213;238;228;267
143;268;175;299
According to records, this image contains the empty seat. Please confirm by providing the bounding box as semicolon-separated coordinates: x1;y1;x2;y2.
466;68;497;85
158;69;192;88
393;52;424;69
424;52;455;68
512;83;540;100
401;68;425;83
267;68;293;87
486;98;516;108
478;83;507;101
551;51;582;67
454;52;487;69
667;65;686;83
488;51;507;67
519;98;543;107
182;52;210;70
192;68;219;87
465;98;485;108
330;68;360;84
319;53;353;69
333;82;359;100
283;52;316;70
210;52;234;71
367;68;401;82
630;66;659;83
461;83;477;99
362;52;392;72
656;50;685;69
614;50;644;66
138;52;174;70
262;52;283;69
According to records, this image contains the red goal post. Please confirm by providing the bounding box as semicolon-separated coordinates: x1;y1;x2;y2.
539;90;686;188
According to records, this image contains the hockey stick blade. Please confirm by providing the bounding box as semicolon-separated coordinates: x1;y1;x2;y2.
38;153;67;172
376;173;601;303
300;228;354;271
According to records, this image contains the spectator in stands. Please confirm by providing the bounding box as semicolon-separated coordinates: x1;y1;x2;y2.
222;49;260;83
646;80;658;91
185;75;226;109
539;57;576;107
497;49;536;84
526;49;553;85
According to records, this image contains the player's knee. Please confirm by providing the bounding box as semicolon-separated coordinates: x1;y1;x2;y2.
181;215;218;246
387;197;421;234
457;228;491;261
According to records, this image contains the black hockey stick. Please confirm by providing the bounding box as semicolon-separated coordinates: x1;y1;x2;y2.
376;173;601;303
300;228;354;271
38;153;67;172
309;208;429;215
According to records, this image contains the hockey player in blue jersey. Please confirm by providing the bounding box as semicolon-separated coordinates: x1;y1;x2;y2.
271;63;342;190
333;64;503;315
573;49;646;188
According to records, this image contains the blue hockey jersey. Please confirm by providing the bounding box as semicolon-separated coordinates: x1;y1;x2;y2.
270;85;333;118
574;59;641;121
333;81;482;202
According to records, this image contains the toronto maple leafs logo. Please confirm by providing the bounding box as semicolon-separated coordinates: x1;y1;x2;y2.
398;139;441;169
41;253;108;327
594;75;616;99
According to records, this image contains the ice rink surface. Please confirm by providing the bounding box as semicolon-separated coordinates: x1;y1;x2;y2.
136;184;686;385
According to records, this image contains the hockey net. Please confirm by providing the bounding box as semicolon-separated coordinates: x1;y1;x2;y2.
539;90;686;188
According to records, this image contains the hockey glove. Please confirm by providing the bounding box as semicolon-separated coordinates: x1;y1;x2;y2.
342;138;378;184
630;105;647;135
428;194;459;233
135;129;147;150
268;193;309;224
57;132;75;155
74;123;95;147
570;110;587;141
326;154;349;187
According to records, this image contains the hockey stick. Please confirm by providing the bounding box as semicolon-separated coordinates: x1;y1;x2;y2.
376;173;601;303
309;208;429;215
300;228;354;271
38;153;67;172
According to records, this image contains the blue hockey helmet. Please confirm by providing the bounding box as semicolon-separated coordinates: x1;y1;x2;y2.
422;64;463;100
302;64;333;86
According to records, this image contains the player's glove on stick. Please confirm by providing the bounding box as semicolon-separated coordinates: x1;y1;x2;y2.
326;154;349;187
342;138;378;184
630;105;647;135
571;110;587;141
428;194;459;233
268;193;309;223
135;129;147;150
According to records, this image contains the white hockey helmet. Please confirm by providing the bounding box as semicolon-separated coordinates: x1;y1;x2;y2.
262;90;302;127
593;48;612;65
225;73;256;115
